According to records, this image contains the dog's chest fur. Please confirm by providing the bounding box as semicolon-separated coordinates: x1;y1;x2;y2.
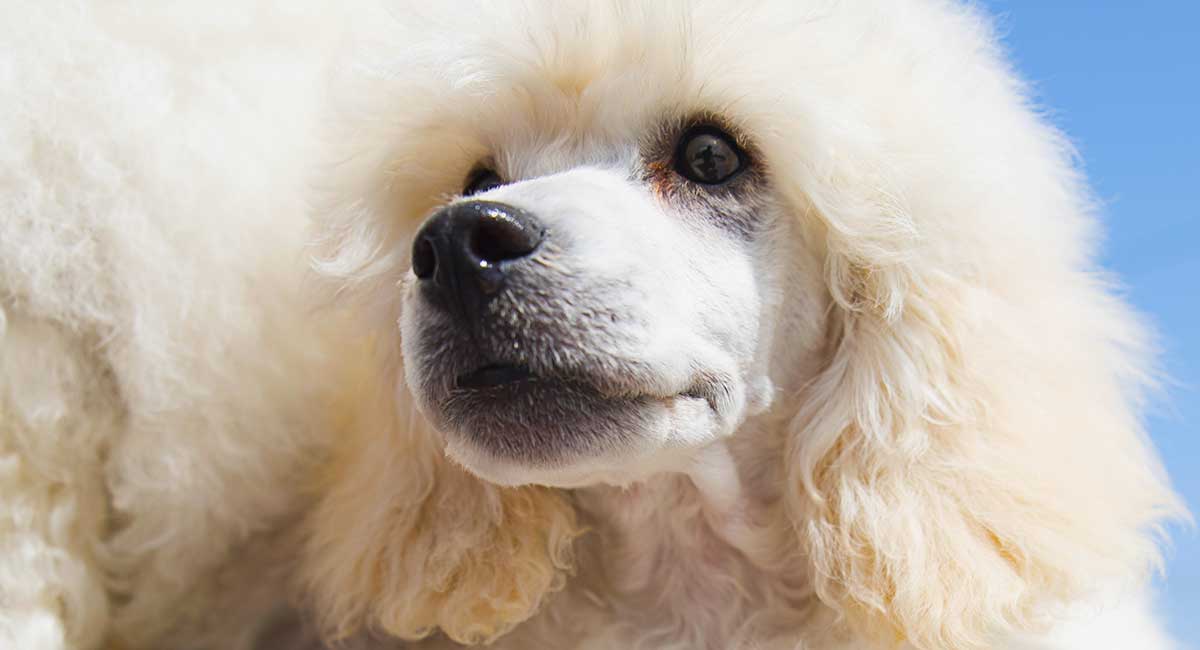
473;471;819;650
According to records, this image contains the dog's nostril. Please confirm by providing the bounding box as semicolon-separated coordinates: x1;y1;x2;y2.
412;235;437;279
470;210;543;265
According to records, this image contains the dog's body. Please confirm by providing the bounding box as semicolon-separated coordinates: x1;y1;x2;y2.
0;2;1184;649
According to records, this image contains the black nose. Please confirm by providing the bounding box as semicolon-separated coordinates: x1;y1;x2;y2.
411;200;545;310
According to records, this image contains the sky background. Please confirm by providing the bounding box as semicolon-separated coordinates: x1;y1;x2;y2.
979;1;1198;644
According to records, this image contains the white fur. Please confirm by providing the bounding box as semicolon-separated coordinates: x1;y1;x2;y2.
0;1;1185;649
0;2;351;647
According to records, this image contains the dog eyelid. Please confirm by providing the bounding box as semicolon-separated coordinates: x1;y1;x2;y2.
463;168;504;196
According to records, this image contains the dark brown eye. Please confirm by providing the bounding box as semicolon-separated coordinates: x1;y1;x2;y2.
675;127;744;185
463;168;504;196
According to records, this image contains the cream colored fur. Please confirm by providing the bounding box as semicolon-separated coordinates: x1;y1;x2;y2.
0;1;1185;650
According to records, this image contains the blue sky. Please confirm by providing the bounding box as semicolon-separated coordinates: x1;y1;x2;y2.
980;1;1199;644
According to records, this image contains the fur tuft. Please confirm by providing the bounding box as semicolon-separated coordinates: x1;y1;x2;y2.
302;345;581;645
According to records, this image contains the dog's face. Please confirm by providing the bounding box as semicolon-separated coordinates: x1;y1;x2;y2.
401;110;824;486
316;4;893;493
348;5;843;489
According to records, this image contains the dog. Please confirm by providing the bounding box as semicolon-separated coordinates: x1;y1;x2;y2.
0;1;1185;649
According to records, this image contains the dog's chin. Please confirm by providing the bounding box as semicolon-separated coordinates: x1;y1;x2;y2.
417;365;724;488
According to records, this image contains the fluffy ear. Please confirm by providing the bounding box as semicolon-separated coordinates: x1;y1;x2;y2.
780;171;1182;648
297;43;585;644
296;53;584;643
301;342;580;645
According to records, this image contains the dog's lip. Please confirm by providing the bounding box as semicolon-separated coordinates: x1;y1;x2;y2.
455;363;534;389
452;361;717;410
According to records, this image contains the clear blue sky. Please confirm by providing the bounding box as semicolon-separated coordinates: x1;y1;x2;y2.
981;1;1199;644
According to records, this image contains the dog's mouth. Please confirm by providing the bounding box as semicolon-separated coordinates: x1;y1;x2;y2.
453;361;712;405
431;357;723;467
456;363;535;389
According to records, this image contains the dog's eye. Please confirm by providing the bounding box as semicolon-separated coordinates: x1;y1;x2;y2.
463;168;504;196
675;127;744;185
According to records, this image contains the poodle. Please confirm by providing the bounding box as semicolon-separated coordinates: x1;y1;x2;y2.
0;1;1185;649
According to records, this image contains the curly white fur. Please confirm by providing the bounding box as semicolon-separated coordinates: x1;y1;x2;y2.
0;2;1186;650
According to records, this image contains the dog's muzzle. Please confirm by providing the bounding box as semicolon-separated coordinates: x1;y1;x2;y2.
402;190;736;474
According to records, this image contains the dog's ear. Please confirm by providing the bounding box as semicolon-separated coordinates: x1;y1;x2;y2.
777;164;1181;648
301;344;580;645
296;49;585;644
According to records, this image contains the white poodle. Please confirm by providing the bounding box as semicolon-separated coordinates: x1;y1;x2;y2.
0;2;1185;649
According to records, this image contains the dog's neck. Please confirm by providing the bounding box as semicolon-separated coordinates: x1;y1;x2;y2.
567;425;804;645
574;438;766;555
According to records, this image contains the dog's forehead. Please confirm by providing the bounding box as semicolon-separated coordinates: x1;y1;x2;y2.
451;50;691;160
364;0;947;225
414;3;806;157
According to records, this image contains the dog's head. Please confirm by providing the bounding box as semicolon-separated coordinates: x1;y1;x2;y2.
303;2;1180;648
401;114;809;487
